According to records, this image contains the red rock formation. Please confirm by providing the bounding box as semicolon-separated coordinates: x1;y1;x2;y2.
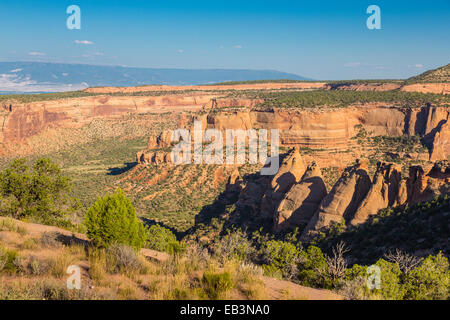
430;122;450;161
3;94;449;164
274;162;327;231
260;147;307;220
407;161;450;204
400;83;450;95
325;83;402;91
351;163;402;225
84;82;327;94
300;160;371;240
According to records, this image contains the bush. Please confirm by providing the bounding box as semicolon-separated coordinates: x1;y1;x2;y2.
0;279;95;300
298;246;332;289
28;256;49;275
0;158;79;225
84;189;146;249
341;264;376;299
262;264;283;279
261;240;300;279
403;252;449;300
344;264;368;281
106;243;142;274
373;259;405;300
214;230;255;263
146;224;180;253
202;271;234;299
0;247;21;274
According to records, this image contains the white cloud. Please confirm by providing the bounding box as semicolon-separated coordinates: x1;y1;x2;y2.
177;49;184;53
233;45;243;49
10;68;23;73
408;64;424;68
28;51;46;56
0;73;88;92
74;40;94;45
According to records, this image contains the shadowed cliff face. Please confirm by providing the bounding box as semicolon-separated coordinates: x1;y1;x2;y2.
194;148;449;240
299;160;372;240
274;162;327;232
176;136;449;241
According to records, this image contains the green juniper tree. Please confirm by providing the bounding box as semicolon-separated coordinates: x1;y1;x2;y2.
0;158;79;226
84;188;146;249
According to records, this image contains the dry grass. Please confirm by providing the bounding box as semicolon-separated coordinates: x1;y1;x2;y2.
0;220;341;300
0;218;27;235
48;250;76;278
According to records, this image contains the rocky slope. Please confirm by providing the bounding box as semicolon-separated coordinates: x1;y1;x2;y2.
405;64;450;84
216;148;450;240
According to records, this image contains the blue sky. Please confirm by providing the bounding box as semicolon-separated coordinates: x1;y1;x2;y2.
0;0;449;80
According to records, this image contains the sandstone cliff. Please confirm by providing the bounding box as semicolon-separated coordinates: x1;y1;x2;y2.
351;163;403;225
259;147;307;221
137;103;450;168
300;160;371;240
400;83;450;95
430;122;450;161
274;162;327;231
217;148;449;238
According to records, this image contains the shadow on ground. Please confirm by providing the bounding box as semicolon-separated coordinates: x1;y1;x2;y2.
108;162;137;175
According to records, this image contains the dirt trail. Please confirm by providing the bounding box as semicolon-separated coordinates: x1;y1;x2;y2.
263;277;343;300
0;217;169;262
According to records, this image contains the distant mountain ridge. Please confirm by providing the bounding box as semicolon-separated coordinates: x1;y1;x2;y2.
405;64;450;84
0;62;310;93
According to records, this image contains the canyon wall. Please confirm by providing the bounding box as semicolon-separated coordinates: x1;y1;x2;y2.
138;104;450;167
1;92;448;163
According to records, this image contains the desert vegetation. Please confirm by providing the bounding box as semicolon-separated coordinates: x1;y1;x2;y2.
0;158;447;300
251;90;449;109
0;69;449;300
0;158;81;229
0;215;330;300
404;64;450;84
